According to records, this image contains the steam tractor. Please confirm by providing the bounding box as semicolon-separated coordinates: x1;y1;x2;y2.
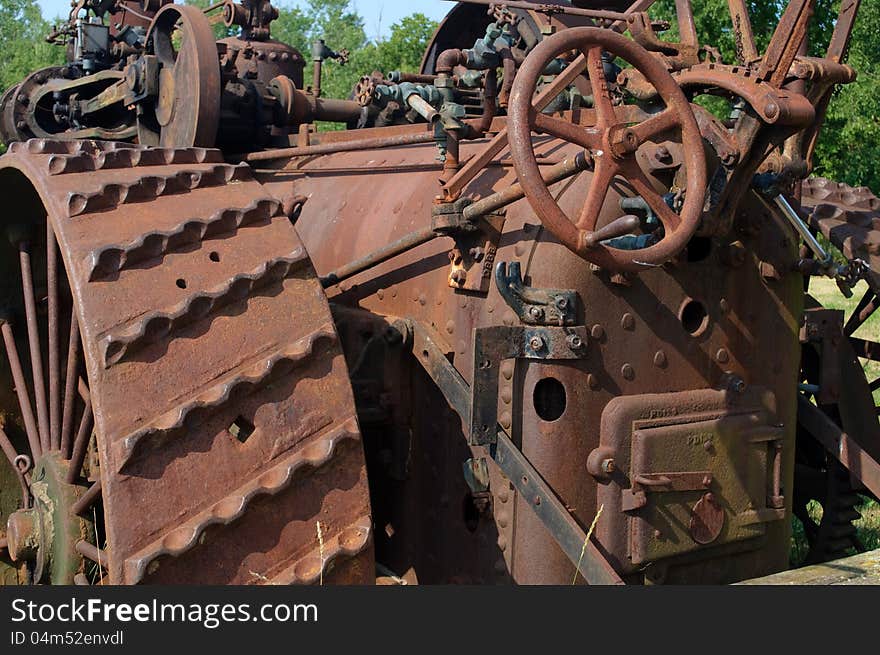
0;0;878;585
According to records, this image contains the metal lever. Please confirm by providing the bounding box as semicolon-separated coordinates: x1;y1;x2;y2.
583;214;641;248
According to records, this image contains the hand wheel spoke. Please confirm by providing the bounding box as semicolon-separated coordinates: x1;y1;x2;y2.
585;46;616;127
534;111;602;150
630;108;680;145
623;161;682;232
576;155;618;232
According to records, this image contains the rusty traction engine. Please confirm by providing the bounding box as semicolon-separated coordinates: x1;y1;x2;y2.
0;0;878;585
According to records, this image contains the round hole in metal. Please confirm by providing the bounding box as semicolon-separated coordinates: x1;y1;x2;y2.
533;377;566;422
679;298;709;336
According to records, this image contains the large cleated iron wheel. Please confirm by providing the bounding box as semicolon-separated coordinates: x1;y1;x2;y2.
794;178;880;565
0;139;372;584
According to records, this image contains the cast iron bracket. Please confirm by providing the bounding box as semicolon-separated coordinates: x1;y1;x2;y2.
495;261;578;325
471;324;588;445
404;319;622;585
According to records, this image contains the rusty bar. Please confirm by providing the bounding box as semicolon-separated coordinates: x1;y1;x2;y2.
758;0;815;87
675;0;698;46
827;0;862;63
242;131;436;163
47;223;61;451
388;72;436;84
60;315;80;458
727;0;759;64
71;479;102;516
321;226;438;288
65;395;93;484
844;288;877;336
444;52;588;199
798;395;880;499
75;539;106;566
850;337;880;362
1;427;30;508
463;151;588;220
0;426;20;470
1;321;41;460
19;242;50;453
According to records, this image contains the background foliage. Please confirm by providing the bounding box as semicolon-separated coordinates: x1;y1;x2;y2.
0;0;878;190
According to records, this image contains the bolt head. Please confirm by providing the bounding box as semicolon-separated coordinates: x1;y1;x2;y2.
527;306;544;320
528;335;545;351
600;458;616;474
566;334;583;350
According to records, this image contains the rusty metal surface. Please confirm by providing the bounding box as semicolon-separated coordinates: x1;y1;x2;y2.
0;138;372;584
508;27;707;271
2;0;879;587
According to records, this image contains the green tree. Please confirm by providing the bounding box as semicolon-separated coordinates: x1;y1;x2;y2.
649;1;879;191
272;1;437;100
0;0;63;94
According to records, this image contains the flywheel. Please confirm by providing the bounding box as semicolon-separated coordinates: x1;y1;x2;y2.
0;139;372;584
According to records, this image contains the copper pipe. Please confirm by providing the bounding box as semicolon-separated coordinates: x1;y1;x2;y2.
65;396;93;484
71;479;102;516
60;315;80;458
47;224;61;451
1;321;41;460
19;242;50;453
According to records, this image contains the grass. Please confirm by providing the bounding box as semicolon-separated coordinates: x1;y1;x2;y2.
808;277;880;405
789;277;880;565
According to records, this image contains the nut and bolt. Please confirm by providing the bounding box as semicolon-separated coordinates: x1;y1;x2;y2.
528;306;544;320
600;458;616;475
528;335;545;351
566;334;583;350
450;269;467;285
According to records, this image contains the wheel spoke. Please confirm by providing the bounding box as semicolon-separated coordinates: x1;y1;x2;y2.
65;388;93;485
19;242;50;453
630;109;679;145
844;289;877;337
1;321;41;459
576;155;618;232
60;314;80;458
533;53;587;113
585;46;616;127
71;479;102;516
623;161;682;231
533;112;601;150
75;539;106;567
47;224;61;451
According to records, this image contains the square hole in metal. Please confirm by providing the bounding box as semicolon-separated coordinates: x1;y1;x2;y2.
228;416;255;444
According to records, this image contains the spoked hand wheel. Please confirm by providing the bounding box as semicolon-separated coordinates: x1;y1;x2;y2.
508;27;707;272
137;4;221;148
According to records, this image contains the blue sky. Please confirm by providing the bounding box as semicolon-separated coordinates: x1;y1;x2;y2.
36;0;450;41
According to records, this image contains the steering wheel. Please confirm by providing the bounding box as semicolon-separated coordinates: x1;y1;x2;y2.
137;4;221;148
508;28;707;272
